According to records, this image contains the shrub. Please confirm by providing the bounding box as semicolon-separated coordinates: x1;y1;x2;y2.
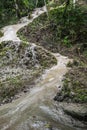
49;5;87;43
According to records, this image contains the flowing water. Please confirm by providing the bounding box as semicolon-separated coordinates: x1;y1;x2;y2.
0;6;46;43
0;6;86;130
30;43;37;65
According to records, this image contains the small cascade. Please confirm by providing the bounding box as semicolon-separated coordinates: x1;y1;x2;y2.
29;44;39;68
19;16;29;24
30;44;37;63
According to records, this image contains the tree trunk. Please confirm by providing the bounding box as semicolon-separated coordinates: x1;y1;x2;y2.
73;0;76;8
44;0;49;17
14;0;21;18
36;0;38;7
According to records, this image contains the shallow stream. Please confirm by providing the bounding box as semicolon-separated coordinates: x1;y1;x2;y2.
0;6;86;130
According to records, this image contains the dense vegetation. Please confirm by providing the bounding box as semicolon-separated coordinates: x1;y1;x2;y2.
18;1;87;54
0;0;47;28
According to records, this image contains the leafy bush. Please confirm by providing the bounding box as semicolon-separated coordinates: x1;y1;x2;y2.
49;5;87;43
0;0;46;28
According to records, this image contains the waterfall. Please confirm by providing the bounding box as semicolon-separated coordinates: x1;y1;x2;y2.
30;43;38;66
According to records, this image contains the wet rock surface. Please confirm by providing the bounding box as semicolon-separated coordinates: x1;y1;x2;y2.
62;103;87;122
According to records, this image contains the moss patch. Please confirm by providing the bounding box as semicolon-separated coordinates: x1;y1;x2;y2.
54;66;87;103
0;31;3;37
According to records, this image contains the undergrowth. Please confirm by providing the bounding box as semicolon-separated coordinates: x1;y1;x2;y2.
49;4;87;44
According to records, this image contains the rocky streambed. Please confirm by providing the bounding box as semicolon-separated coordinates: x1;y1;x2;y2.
0;40;56;105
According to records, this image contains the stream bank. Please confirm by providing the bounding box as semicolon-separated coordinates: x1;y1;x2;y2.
18;5;87;128
0;53;84;130
0;5;87;130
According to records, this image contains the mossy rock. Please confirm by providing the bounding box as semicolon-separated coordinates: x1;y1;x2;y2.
63;103;87;122
55;67;87;103
0;31;3;37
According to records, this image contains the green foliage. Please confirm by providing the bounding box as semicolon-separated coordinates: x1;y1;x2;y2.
63;36;71;47
62;66;87;103
0;0;45;28
37;0;44;7
49;5;87;44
